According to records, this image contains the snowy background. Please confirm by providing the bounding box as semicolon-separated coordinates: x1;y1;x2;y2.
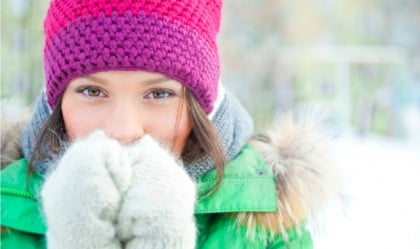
312;135;420;249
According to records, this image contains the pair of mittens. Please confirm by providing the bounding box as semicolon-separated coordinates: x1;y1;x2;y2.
41;131;196;249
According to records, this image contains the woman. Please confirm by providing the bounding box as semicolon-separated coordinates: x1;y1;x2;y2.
0;0;340;248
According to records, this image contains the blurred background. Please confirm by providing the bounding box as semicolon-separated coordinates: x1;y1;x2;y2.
1;0;420;248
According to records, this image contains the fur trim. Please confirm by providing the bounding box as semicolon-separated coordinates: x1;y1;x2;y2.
233;112;342;241
1;116;29;169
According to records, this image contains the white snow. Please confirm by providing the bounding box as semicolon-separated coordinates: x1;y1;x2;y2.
313;136;420;249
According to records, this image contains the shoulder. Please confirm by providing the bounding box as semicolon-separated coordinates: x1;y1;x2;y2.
196;211;313;249
0;159;46;235
1;159;44;196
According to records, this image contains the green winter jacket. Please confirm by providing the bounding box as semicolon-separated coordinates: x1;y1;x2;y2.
0;145;312;249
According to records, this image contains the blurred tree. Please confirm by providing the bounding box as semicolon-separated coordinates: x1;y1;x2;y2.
1;0;49;103
219;0;419;136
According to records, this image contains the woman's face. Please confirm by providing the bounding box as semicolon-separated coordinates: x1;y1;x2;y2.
61;71;192;156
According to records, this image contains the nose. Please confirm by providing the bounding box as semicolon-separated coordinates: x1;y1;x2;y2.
104;102;144;144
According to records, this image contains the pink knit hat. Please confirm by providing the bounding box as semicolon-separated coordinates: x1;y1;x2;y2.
43;0;222;114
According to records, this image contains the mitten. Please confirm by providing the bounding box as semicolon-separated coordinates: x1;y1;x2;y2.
117;135;197;249
41;131;132;249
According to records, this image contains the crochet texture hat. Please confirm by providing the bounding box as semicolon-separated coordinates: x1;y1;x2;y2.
43;0;222;114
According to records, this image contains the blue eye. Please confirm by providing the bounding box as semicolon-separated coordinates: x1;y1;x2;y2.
146;89;174;99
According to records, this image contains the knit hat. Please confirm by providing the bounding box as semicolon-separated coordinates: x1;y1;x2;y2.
43;0;222;114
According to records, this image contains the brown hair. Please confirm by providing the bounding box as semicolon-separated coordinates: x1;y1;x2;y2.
28;87;226;196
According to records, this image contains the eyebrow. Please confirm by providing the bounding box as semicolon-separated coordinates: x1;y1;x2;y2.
81;75;170;85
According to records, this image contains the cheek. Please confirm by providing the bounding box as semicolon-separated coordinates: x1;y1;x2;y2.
61;98;102;141
172;112;192;155
144;106;191;155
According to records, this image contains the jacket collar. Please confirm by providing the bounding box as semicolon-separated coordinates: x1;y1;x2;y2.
195;144;277;214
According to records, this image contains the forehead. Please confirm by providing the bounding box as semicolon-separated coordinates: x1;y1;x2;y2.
85;71;167;82
74;71;183;89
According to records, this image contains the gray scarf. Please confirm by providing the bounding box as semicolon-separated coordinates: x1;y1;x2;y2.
21;90;254;179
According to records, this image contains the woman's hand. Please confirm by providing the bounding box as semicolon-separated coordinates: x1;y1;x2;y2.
41;131;132;249
117;135;197;249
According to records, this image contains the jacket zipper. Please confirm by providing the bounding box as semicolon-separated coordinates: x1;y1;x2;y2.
0;187;35;199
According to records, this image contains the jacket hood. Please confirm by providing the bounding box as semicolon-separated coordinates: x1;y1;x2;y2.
1;117;29;169
243;112;342;241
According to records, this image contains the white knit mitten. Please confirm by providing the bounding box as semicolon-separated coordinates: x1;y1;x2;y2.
117;135;197;249
41;131;132;249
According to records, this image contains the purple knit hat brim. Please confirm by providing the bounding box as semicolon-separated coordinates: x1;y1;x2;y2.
44;11;219;113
